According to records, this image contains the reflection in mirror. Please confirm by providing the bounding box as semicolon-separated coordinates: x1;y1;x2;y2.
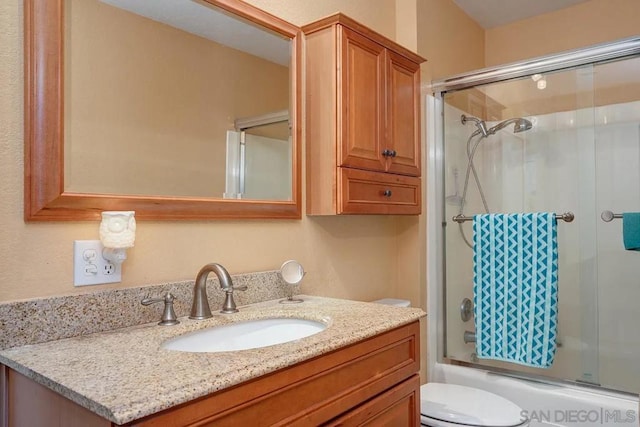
224;112;291;200
24;0;301;221
64;0;292;200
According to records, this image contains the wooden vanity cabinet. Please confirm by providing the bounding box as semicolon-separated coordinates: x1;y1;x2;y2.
304;14;425;215
1;321;420;427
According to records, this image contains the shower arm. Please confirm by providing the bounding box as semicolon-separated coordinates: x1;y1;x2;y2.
461;115;489;137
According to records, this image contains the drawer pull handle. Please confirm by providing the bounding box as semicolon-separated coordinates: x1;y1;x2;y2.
383;189;392;197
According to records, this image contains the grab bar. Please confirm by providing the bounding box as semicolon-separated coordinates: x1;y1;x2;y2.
452;212;575;224
464;331;562;347
601;210;622;222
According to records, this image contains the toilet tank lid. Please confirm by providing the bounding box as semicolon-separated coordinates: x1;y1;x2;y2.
372;298;411;307
421;383;527;427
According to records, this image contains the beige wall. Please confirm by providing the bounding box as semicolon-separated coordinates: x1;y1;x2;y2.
392;0;485;329
0;0;406;303
485;0;640;66
244;0;396;40
417;0;485;82
0;0;484;320
65;0;289;198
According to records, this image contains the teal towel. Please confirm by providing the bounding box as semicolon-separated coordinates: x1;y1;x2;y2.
623;213;640;251
473;213;558;368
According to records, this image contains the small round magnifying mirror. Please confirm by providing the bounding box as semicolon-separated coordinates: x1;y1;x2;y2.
279;260;305;304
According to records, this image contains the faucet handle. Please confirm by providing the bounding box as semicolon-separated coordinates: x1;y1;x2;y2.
141;292;180;326
220;285;247;314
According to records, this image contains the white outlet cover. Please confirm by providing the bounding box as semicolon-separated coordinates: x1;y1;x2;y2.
74;240;122;286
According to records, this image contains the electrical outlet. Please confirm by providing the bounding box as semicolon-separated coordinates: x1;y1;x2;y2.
103;263;116;275
74;240;122;286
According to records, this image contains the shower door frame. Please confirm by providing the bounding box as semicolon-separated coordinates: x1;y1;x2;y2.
427;36;640;394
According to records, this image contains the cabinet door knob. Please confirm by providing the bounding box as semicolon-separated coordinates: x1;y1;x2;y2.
382;189;392;197
390;150;397;158
382;149;392;157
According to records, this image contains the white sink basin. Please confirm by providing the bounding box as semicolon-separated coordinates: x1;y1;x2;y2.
162;317;327;353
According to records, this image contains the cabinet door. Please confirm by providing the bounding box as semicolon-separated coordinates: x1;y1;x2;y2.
338;27;386;172
324;375;420;426
386;51;420;176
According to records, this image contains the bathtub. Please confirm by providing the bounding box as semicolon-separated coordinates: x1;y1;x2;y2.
430;363;638;427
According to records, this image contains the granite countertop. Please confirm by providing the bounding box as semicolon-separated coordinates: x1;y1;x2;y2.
0;295;425;425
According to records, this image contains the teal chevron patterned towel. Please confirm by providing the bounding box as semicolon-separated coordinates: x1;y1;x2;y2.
473;213;558;368
622;213;640;251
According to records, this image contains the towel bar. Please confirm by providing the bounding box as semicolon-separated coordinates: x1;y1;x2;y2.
464;330;562;347
601;210;622;222
452;212;574;224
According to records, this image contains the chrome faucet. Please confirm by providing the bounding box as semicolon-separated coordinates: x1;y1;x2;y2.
190;263;247;319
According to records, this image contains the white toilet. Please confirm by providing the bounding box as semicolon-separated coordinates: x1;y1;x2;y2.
373;299;529;427
420;383;529;427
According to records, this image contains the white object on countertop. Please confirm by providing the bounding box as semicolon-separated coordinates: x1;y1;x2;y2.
373;298;411;307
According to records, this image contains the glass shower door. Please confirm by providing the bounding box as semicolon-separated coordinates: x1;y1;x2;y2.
438;46;640;395
442;64;601;386
593;56;640;393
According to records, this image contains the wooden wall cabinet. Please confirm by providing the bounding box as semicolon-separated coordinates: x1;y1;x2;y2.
304;14;426;215
1;322;420;426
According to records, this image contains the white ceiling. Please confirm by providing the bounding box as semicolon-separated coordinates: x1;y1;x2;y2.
99;0;291;66
452;0;592;29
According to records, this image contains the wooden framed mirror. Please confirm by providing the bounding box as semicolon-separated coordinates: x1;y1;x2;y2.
24;0;302;220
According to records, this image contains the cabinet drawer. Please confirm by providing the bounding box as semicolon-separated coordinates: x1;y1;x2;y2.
324;375;420;426
339;168;421;215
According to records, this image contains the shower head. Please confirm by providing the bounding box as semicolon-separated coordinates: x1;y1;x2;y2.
462;114;533;137
513;118;533;133
460;114;489;137
487;117;533;135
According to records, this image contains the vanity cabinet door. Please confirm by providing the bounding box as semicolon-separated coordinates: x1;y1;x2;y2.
338;27;386;172
0;366;111;427
324;374;420;427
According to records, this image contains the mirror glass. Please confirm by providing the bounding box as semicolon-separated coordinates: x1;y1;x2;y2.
63;0;292;201
280;259;305;285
